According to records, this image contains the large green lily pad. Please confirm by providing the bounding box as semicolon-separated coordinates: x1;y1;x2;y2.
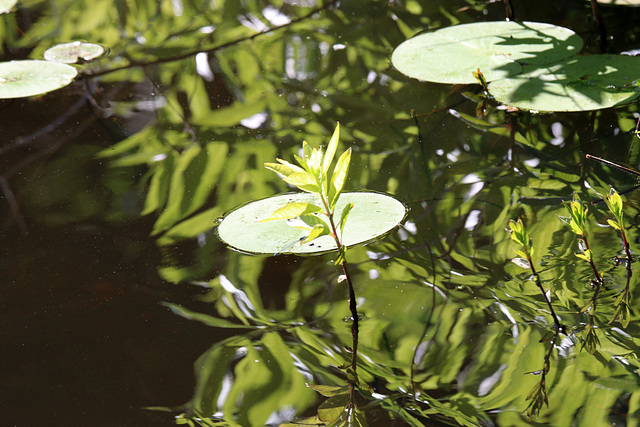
391;21;582;84
0;60;78;99
44;41;106;64
217;192;407;255
488;54;640;112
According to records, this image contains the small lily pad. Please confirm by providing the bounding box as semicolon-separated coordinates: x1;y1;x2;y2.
44;41;106;64
0;60;78;99
217;192;407;255
391;21;582;84
488;54;640;112
0;0;17;13
595;0;640;5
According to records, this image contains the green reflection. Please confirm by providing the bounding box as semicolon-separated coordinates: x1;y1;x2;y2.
5;0;640;425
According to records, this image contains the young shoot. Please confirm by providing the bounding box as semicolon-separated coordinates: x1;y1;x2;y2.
260;122;353;252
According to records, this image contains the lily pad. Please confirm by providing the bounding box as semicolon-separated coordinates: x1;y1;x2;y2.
391;21;582;84
595;0;640;5
0;60;78;99
0;0;17;13
44;41;106;63
217;192;407;255
488;54;640;112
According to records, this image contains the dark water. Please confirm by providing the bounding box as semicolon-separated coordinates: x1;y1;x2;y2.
4;1;640;426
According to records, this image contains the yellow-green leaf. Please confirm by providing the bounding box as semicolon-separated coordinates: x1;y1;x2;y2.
301;223;330;244
265;159;304;178
258;202;321;222
339;202;354;239
329;148;352;210
283;172;321;193
322;122;340;175
308;147;323;175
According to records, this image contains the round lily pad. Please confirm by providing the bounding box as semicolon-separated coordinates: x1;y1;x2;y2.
0;60;78;99
0;0;17;13
488;54;640;112
391;21;582;84
217;192;407;255
44;41;106;63
594;0;640;5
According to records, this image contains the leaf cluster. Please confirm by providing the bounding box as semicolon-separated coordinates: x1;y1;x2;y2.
262;123;353;250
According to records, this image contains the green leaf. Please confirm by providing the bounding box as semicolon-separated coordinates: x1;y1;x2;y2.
606;190;624;218
322;122;340;175
283;172;321;193
306;383;350;397
308;147;324;175
339;202;354;239
258;202;322;222
607;219;621;230
298;213;331;231
317;394;350;423
161;302;253;329
264;158;306;178
301;223;331;244
329;148;352;210
575;250;592;262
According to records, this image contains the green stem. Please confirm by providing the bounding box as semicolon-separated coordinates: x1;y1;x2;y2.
321;193;360;399
581;235;603;314
526;251;564;333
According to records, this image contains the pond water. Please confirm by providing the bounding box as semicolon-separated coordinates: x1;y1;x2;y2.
4;1;640;426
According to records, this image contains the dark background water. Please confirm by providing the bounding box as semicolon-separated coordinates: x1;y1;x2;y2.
3;0;640;426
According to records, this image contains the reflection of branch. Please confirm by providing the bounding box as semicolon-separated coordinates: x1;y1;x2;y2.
525;328;559;419
590;0;607;53
0;177;27;233
82;0;339;79
0;91;96;232
0;94;87;157
410;240;445;394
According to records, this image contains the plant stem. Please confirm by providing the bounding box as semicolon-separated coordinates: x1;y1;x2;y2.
526;253;564;333
581;235;604;313
320;193;360;399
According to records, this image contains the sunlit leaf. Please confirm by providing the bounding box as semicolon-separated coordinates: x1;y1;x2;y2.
283;172;321;193
258;201;322;222
329;148;352;210
338;202;354;239
306;383;350;397
607;219;621;230
317;394;349;423
322;122;340;175
301;223;331;244
161;302;253;329
265;159;306;177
